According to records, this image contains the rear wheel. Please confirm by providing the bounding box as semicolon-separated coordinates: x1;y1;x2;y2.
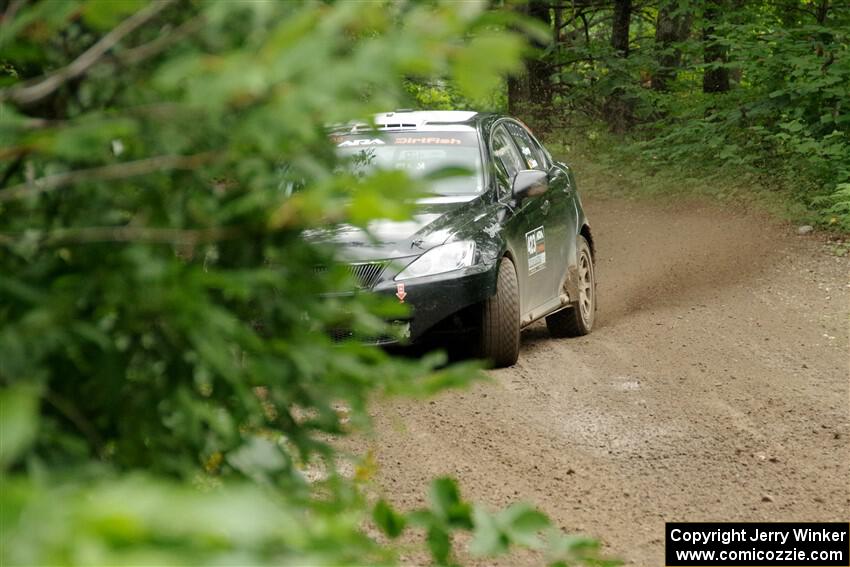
479;257;520;367
546;235;595;337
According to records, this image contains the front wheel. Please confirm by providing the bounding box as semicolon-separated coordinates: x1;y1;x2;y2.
546;235;596;337
479;257;521;367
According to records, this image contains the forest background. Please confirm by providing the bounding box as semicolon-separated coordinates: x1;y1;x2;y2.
1;1;846;566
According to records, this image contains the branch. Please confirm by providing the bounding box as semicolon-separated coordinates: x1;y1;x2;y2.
0;0;175;106
10;102;195;133
0;225;244;249
547;55;598;69
116;14;205;66
43;389;105;458
2;0;26;24
39;225;243;246
0;152;217;203
580;11;593;61
556;9;581;31
0;146;28;161
0;155;25;188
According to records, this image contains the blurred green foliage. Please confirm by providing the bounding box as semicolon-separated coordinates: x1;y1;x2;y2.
0;1;613;565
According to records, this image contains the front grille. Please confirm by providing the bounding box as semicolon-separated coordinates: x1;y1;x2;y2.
314;261;387;289
348;261;386;288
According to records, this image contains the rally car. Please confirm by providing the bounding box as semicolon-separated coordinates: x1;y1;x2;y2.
323;110;596;367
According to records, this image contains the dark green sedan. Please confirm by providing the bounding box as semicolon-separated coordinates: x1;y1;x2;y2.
326;110;596;367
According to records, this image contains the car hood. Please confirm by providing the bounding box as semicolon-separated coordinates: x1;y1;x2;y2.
307;194;487;261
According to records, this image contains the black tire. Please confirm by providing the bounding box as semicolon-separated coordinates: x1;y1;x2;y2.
479;257;521;367
546;235;596;337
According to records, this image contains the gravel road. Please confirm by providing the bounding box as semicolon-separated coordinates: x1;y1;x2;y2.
357;194;849;565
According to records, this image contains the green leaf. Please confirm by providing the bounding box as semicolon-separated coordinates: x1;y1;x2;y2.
29;118;138;161
469;506;508;556
427;525;452;566
781;121;804;133
372;499;406;539
348;170;420;225
226;436;287;482
501;503;549;548
406;509;437;528
429;477;472;528
81;0;145;31
452;32;523;104
546;532;607;565
430;477;460;516
0;384;40;470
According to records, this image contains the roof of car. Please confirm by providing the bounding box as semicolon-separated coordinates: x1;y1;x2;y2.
328;110;499;135
374;110;479;126
356;110;492;130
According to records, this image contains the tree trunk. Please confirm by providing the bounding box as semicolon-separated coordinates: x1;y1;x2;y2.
507;75;528;115
652;1;692;92
702;0;730;93
507;0;552;116
611;0;632;57
815;0;829;25
605;0;632;133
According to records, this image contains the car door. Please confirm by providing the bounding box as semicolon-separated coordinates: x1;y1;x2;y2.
505;121;578;306
489;123;551;316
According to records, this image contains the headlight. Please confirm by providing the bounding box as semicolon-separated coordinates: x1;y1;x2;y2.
395;241;476;280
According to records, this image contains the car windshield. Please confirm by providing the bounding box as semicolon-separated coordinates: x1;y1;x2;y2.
334;131;482;196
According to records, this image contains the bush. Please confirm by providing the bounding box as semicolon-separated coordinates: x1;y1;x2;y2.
0;2;612;565
542;2;850;229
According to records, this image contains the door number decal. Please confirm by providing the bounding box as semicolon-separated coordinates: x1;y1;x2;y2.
526;226;546;275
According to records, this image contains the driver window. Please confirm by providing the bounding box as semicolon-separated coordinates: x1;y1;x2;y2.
505;122;546;171
491;125;524;193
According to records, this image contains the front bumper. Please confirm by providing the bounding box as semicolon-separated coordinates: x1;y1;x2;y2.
372;263;497;342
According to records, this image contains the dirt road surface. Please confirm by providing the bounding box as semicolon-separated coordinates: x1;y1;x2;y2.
357;194;849;565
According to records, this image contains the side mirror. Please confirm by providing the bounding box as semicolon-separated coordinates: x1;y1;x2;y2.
512;169;548;201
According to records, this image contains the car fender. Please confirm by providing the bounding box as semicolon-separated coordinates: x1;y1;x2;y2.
448;203;512;299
